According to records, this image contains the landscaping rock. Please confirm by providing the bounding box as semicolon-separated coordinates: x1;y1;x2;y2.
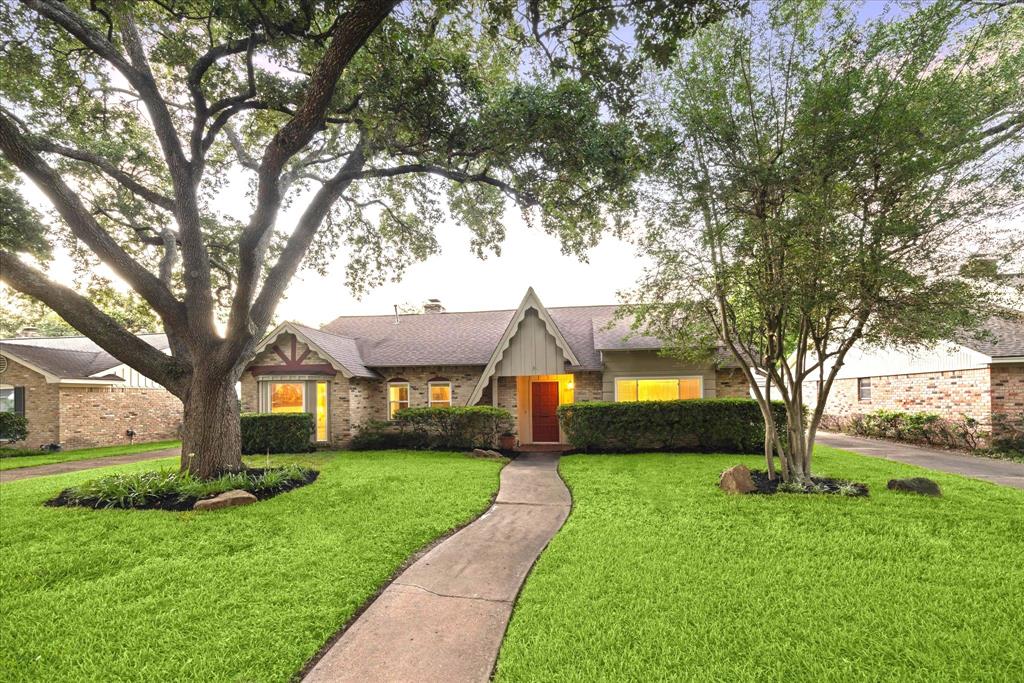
719;465;757;494
471;449;504;459
193;489;258;511
887;477;942;496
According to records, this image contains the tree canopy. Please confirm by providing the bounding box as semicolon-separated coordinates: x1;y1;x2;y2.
0;0;738;475
628;0;1024;481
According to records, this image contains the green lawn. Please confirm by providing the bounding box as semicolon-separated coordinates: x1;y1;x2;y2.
0;440;181;471
496;447;1024;682
0;451;503;682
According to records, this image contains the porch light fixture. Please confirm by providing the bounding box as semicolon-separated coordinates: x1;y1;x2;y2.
566;381;574;389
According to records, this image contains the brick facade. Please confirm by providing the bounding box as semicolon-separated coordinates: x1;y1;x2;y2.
823;368;993;425
57;386;182;449
990;363;1024;436
1;356;181;450
715;369;753;398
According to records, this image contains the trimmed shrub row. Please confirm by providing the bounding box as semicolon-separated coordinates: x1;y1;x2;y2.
557;398;788;453
821;410;988;451
240;413;315;454
351;406;514;451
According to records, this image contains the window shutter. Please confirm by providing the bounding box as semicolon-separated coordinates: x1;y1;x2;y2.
14;386;25;416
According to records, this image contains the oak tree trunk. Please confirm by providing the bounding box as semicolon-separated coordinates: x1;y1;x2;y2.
180;373;243;478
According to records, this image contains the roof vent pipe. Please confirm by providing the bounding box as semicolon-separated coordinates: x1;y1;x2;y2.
393;304;400;325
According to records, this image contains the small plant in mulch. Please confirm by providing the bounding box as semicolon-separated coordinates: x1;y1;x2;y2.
750;470;869;497
46;465;318;511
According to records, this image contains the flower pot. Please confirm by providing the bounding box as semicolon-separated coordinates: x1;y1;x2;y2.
499;433;516;450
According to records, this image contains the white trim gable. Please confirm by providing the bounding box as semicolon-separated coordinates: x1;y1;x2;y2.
466;287;580;405
252;322;357;378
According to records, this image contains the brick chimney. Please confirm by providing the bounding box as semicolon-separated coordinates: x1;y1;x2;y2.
18;326;40;338
423;299;445;314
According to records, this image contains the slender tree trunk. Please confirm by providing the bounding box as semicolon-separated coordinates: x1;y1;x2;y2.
180;372;243;477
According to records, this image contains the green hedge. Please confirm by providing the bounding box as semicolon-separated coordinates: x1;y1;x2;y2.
240;413;314;454
557;399;788;453
351;406;514;451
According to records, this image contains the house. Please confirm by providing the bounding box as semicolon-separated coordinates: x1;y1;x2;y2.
814;314;1024;437
241;288;752;447
0;332;182;449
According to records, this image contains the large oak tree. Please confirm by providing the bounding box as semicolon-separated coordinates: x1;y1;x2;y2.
0;1;738;476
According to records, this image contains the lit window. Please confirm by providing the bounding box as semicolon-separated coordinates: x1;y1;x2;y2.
270;382;305;413
429;381;452;408
388;382;410;419
0;386;13;413
316;382;328;441
615;377;702;402
858;378;872;401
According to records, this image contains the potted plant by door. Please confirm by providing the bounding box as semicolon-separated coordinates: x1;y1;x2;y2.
499;431;516;451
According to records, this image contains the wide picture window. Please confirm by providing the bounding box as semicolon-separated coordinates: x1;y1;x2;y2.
616;378;701;402
270;382;305;413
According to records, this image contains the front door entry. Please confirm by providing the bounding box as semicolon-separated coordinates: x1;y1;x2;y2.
531;381;560;443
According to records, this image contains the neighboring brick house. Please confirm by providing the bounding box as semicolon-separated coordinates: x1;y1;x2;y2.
814;314;1024;438
242;287;752;448
0;333;182;450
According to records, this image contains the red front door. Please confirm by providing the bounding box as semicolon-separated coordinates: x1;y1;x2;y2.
531;381;560;443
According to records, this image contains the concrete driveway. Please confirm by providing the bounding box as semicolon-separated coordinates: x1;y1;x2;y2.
817;432;1024;490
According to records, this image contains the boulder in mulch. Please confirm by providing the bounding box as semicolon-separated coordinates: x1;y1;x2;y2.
719;465;757;494
193;489;259;511
887;477;942;496
470;448;504;459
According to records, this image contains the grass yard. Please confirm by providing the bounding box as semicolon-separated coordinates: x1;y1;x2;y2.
0;450;503;682
0;439;181;471
496;447;1024;682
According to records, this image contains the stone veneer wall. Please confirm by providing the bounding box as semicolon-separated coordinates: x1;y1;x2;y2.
571;371;603;403
824;368;993;425
990;363;1024;437
715;369;752;398
0;357;59;448
57;386;182;449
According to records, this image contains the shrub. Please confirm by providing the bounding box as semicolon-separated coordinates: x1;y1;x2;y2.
350;406;515;451
0;412;29;443
829;409;991;451
48;464;317;510
240;413;314;454
557;399;788;453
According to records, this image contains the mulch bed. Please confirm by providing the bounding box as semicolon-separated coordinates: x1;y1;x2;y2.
749;469;869;497
45;467;319;511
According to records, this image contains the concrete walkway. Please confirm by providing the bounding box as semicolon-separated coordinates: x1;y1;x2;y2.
0;448;180;484
304;452;571;683
818;432;1024;490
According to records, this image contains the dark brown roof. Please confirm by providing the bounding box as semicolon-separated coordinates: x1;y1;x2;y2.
0;334;169;380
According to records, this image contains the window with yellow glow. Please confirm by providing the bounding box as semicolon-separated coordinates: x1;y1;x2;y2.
615;377;702;402
316;382;328;441
388;382;410;419
270;382;305;412
428;382;452;408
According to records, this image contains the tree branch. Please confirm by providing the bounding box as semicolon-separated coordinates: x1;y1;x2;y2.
0;111;186;325
0;251;190;395
34;139;175;211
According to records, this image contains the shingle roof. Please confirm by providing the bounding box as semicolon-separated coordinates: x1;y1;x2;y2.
320;304;628;371
0;333;170;380
289;323;377;378
959;313;1024;358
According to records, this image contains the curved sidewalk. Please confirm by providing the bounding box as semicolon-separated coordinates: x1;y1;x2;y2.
303;452;571;683
818;432;1024;490
0;448;180;484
